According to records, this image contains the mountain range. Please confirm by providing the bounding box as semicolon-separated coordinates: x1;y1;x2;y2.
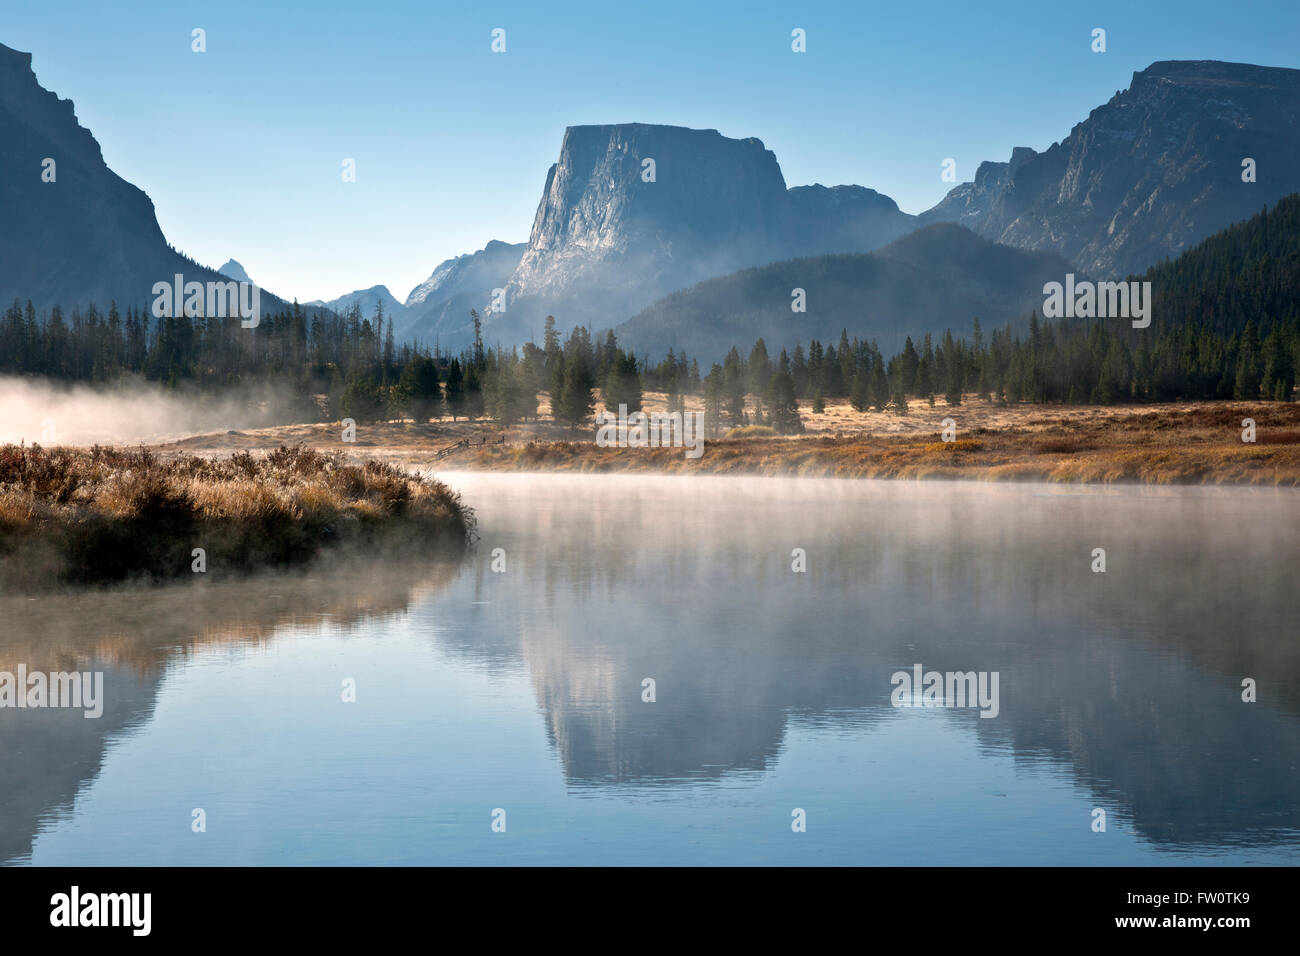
275;59;1300;354
4;39;1298;357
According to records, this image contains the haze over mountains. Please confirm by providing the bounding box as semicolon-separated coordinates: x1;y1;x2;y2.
311;59;1300;355
4;38;1298;358
287;240;526;349
485;123;917;344
616;224;1072;358
303;284;407;325
397;240;526;345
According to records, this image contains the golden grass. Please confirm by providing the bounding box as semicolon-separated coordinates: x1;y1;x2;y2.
0;443;472;588
725;424;777;439
150;396;1300;488
452;403;1300;486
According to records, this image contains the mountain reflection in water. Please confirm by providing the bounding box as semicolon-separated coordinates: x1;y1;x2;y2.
3;474;1297;865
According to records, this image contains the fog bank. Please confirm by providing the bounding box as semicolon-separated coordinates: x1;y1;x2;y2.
0;376;311;445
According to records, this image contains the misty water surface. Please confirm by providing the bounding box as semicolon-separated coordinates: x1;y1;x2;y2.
2;474;1298;865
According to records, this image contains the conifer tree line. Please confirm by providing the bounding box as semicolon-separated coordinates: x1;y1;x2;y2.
3;193;1297;434
4;298;1297;435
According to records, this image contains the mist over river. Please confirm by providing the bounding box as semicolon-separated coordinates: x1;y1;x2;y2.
3;474;1297;865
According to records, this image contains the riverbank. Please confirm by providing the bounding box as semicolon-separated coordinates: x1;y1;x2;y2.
0;443;474;588
460;405;1300;484
153;398;1300;486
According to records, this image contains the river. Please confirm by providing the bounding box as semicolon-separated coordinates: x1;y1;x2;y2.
2;473;1297;865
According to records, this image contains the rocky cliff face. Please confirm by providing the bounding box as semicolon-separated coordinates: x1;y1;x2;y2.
0;43;281;315
921;60;1300;277
491;124;916;339
509;125;789;301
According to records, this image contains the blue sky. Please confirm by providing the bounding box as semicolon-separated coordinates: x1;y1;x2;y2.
6;0;1299;303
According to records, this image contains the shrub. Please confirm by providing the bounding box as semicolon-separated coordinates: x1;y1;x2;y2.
724;425;777;439
0;444;473;588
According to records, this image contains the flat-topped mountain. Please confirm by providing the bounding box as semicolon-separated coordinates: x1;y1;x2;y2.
488;123;917;342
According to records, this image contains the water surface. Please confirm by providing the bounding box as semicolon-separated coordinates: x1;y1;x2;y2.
3;474;1297;865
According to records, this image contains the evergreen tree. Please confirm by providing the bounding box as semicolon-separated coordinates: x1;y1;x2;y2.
341;375;384;424
1235;321;1262;400
489;353;524;424
1261;326;1294;400
444;358;466;421
900;336;921;395
722;347;748;425
542;315;561;373
603;349;644;413
792;343;810;397
849;369;871;412
748;339;772;396
399;354;443;422
464;365;485;420
557;359;595;428
702;364;726;438
512;359;539;422
470;310;485;371
766;370;805;434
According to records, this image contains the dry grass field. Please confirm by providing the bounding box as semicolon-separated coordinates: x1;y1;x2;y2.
152;392;1300;486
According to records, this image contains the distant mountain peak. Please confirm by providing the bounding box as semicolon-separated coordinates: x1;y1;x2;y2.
217;259;253;284
305;284;407;321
